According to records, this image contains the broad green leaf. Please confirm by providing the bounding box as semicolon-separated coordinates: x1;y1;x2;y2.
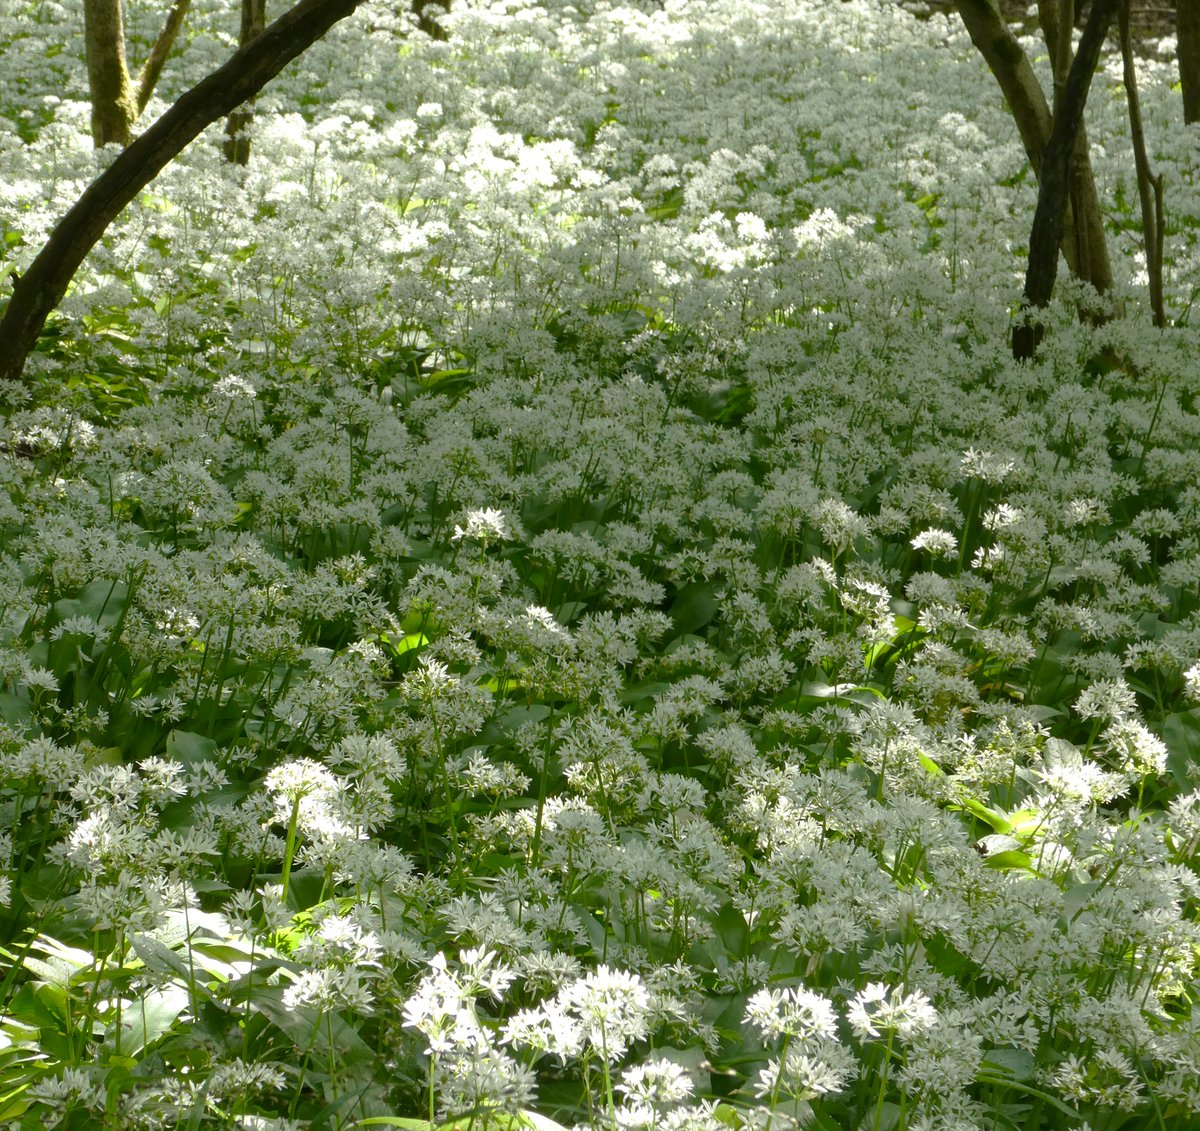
856;1101;900;1131
713;903;750;958
670;583;719;635
983;850;1033;871
129;932;192;982
806;681;885;704
1063;880;1102;922
0;693;31;725
981;1047;1035;1081
105;985;189;1056
50;579;131;630
958;798;1012;834
1162;709;1200;787
251;988;374;1067
165;730;219;766
384;631;429;657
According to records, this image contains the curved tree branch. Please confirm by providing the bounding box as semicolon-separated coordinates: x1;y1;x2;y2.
0;0;364;384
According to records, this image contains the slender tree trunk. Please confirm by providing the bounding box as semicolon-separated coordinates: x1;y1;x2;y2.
955;0;1082;276
1036;0;1115;296
1180;0;1200;123
1119;0;1165;327
135;0;193;116
0;0;365;384
224;0;268;163
84;0;137;147
83;0;192;148
1014;0;1123;359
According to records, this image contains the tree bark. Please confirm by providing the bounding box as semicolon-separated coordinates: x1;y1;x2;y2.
1014;0;1122;359
1180;0;1200;124
84;0;137;147
135;0;193;116
224;0;268;163
1036;0;1114;296
1119;0;1165;327
955;0;1054;176
84;0;192;147
955;0;1115;293
0;0;365;384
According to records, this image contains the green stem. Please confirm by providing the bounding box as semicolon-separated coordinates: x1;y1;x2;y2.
280;795;301;905
872;1030;895;1131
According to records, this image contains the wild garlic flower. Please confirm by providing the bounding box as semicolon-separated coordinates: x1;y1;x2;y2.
433;1047;536;1120
402;951;490;1056
846;982;938;1040
910;528;958;557
282;965;373;1013
1064;497;1109;526
1075;679;1138;723
753;1042;856;1101
617;1057;695;1107
562;965;652;1059
744;985;839;1043
502;998;585;1065
959;448;1016;483
262;757;355;841
506;965;653;1064
1183;661;1200;700
813;497;869;554
26;1068;106;1113
1048;1049;1144;1111
1102;717;1168;778
451;507;512;546
210;375;257;400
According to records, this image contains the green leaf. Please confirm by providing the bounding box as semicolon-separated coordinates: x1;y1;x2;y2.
1062;880;1102;922
974;1077;1082;1119
356;1119;431;1130
797;681;885;707
713;903;750;958
957;797;1013;834
982;849;1033;872
670;583;719;636
856;1102;901;1131
105;985;189;1056
1162;709;1200;787
129;932;192;983
391;632;429;656
165;730;219;766
49;579;131;631
251;988;375;1067
0;693;32;725
981;1047;1035;1081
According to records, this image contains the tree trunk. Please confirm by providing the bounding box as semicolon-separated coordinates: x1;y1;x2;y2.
1036;0;1114;296
224;0;268;163
84;0;137;147
1118;0;1165;327
1180;0;1200;124
1015;0;1123;359
84;0;192;148
135;0;193;116
954;0;1113;293
0;0;365;384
